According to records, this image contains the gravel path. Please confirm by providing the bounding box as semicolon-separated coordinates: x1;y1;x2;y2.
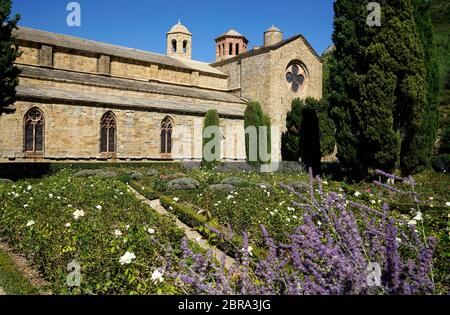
129;186;238;270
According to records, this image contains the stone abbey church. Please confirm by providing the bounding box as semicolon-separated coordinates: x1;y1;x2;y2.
0;22;322;162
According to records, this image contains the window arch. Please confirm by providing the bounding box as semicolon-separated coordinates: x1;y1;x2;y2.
172;39;177;53
24;107;45;153
100;111;117;154
183;40;188;53
160;116;173;154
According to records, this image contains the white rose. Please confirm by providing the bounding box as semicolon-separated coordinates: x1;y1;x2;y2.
151;269;164;283
119;252;136;265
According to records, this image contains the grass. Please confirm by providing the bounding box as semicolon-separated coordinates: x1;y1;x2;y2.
0;248;39;295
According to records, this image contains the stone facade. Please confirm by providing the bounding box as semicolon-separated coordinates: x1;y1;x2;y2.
212;32;323;161
0;23;322;164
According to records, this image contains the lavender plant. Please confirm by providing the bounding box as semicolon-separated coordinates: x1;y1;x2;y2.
156;169;436;295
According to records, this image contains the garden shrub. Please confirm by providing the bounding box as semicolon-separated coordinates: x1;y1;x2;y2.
130;171;144;181
202;109;221;169
0;178;13;184
298;100;321;175
147;169;159;177
205;184;235;192
159;173;186;180
0;170;185;294
159;196;263;260
154;179;168;193
160;196;208;228
255;182;273;191
73;169;105;177
431;154;450;173
244;101;264;165
97;171;117;178
117;173;132;184
167;178;199;191
285;181;309;193
221;177;249;187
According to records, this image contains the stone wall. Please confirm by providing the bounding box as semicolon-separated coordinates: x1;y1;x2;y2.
0;101;246;162
53;49;98;74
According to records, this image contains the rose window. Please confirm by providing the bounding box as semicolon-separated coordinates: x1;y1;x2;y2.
286;64;306;93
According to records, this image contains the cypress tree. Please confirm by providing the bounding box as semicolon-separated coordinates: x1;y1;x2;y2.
281;98;303;161
299;102;321;175
262;113;271;164
202;109;221;168
0;0;21;116
410;0;441;171
244;101;264;165
329;0;367;178
330;0;428;178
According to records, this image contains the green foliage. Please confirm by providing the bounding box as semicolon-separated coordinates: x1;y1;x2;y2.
281;98;303;161
431;154;450;172
263;113;272;164
117;173;132;184
430;0;450;108
438;116;450;154
202;109;221;169
160;195;263;259
329;0;429;178
0;170;184;294
299;99;321;175
0;0;21;116
282;98;335;164
411;0;442;171
244;101;269;165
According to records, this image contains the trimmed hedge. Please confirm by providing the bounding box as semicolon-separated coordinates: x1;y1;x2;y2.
159;196;263;259
129;181;161;200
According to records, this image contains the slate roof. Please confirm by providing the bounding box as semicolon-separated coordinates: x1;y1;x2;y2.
18;65;244;104
14;27;226;77
16;85;245;119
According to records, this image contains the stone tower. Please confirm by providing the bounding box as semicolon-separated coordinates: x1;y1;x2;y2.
167;20;192;59
215;28;248;61
264;25;283;46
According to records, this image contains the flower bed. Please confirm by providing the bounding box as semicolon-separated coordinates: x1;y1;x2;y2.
0;169;185;294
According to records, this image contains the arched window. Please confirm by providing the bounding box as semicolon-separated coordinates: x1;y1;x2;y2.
100;111;117;154
229;43;233;55
172;39;177;53
160;116;173;154
235;43;239;55
24;107;44;153
183;40;188;53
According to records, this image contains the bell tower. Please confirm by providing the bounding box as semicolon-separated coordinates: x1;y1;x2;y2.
167;20;192;59
215;28;248;61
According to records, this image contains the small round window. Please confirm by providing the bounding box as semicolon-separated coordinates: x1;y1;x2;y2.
285;63;306;93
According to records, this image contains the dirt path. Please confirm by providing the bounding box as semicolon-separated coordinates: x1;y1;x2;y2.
0;242;51;295
129;186;238;270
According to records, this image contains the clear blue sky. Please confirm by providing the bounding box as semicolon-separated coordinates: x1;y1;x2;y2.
12;0;334;62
